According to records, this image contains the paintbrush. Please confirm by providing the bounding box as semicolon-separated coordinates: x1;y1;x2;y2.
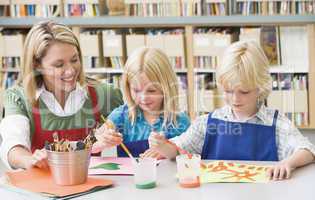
100;115;138;164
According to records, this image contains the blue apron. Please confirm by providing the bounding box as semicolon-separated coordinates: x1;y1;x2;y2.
117;131;174;157
201;111;279;161
117;139;149;157
116;106;169;157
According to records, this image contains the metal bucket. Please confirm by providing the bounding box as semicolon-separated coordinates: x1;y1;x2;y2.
47;148;91;186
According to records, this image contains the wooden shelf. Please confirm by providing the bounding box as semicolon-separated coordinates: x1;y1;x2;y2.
298;126;315;130
1;16;314;127
193;66;309;74
0;15;315;28
269;65;308;73
0;68;20;72
194;68;216;73
85;68;123;74
84;68;187;74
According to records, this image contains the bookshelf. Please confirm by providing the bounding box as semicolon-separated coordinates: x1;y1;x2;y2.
1;15;315;27
0;16;315;129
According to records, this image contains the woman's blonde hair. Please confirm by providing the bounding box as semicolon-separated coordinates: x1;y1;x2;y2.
216;40;272;103
19;20;85;105
122;47;179;127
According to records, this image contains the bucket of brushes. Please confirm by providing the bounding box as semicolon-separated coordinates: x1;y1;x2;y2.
46;132;97;185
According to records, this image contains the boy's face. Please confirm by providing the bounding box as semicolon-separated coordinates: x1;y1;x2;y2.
223;85;259;117
129;72;164;114
37;42;81;95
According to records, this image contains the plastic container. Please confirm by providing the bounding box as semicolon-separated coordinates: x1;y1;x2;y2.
176;154;201;188
133;157;157;189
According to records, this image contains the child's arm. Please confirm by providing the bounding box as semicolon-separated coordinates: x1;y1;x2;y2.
92;105;126;153
146;132;178;159
267;149;314;180
144;115;208;159
92;120;123;153
269;112;315;180
284;149;314;169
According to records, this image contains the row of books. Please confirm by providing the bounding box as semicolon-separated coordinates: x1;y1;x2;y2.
0;26;310;72
271;74;308;91
203;0;227;16
64;2;100;17
233;0;315;16
124;0;204;16
0;71;18;90
285;112;308;127
1;0;314;17
193;28;237;69
0;0;104;17
1;57;20;69
268;73;308;126
82;56;100;69
10;3;59;17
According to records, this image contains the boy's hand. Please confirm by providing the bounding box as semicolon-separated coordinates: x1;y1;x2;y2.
148;131;167;148
267;161;295;180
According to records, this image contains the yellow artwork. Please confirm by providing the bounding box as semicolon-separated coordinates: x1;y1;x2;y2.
200;161;270;183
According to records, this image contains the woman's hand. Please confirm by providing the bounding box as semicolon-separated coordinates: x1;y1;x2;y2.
267;161;295;180
148;131;167;148
92;121;123;153
22;149;49;169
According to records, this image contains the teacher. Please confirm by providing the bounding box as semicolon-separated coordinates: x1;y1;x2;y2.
0;21;123;170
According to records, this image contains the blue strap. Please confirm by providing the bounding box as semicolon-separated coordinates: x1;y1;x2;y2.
272;110;279;126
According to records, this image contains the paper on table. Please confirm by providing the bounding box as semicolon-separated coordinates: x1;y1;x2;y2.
5;167;113;198
89;156;134;175
200;161;270;183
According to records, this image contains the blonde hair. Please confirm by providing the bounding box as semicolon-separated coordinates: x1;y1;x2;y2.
19;20;85;105
216;40;272;103
122;47;179;127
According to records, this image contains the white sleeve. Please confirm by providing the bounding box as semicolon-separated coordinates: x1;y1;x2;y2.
276;112;315;160
170;115;208;154
0;114;31;169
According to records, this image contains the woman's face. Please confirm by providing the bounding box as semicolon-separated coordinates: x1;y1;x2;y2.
37;42;81;95
129;72;164;113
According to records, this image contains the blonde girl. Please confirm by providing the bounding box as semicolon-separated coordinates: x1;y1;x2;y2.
93;47;190;157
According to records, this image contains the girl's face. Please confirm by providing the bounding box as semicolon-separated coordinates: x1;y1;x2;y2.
37;42;81;95
129;72;164;113
223;85;259;117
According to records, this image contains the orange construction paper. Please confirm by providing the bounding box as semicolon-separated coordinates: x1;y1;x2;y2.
5;167;113;197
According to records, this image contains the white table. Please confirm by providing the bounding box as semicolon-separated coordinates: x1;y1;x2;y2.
0;160;314;200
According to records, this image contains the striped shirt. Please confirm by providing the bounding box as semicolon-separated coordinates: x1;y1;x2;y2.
172;105;315;161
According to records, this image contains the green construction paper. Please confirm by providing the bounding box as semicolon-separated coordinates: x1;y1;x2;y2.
90;162;121;170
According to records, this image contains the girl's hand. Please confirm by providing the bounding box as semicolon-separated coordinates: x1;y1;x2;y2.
92;122;123;153
140;148;165;160
148;131;167;148
25;149;49;169
267;161;295;180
